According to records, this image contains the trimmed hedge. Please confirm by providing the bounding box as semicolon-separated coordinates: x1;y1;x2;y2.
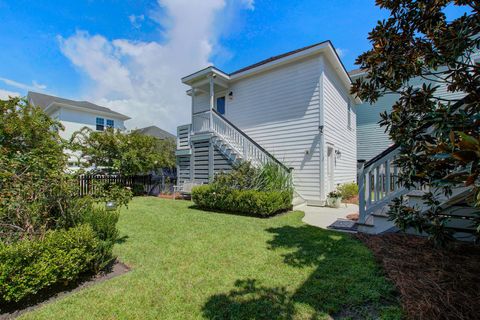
0;225;99;303
192;185;292;217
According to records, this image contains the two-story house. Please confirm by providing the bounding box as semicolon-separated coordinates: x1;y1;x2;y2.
175;41;361;206
28;91;130;168
28;91;130;139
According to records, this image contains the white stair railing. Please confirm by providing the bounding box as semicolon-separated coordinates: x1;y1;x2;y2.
209;110;289;171
358;146;409;224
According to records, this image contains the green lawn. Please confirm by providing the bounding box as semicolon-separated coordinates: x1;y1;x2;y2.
20;197;402;319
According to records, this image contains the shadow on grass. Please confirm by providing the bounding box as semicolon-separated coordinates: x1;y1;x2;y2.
187;204;292;219
203;279;294;320
115;235;129;244
202;224;400;319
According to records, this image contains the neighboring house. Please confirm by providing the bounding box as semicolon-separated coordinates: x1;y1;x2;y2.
136;125;176;140
28;91;130;140
352;50;480;162
28;91;130;168
175;41;361;206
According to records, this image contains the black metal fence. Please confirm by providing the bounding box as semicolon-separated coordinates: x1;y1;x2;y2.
78;172;176;197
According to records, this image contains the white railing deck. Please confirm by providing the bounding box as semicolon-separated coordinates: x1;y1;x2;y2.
358;146;409;224
188;110;288;171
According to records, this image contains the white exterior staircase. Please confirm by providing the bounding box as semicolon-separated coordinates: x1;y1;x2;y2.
186;109;305;207
357;145;478;239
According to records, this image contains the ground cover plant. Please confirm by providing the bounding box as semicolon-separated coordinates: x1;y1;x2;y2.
16;197;403;319
192;162;293;217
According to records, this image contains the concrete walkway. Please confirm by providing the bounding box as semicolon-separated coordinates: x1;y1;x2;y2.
301;204;359;229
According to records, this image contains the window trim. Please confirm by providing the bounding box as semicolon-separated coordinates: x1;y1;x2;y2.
96;117;105;131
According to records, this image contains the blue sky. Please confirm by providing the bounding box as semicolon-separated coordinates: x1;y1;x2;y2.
0;0;469;132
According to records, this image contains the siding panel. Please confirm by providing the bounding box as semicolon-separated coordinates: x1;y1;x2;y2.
323;61;357;194
226;56;322;201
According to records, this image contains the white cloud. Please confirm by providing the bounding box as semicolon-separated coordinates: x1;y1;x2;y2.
0;77;47;92
129;14;145;29
0;88;20;99
58;0;243;134
241;0;255;10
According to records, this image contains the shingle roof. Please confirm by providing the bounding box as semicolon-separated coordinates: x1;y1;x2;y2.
136;126;175;140
27;91;130;119
230;40;330;75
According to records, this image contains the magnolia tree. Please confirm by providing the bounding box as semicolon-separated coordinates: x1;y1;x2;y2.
70;127;176;175
352;0;479;245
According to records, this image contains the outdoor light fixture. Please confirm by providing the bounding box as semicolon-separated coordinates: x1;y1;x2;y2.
228;91;233;100
105;201;117;211
335;149;342;159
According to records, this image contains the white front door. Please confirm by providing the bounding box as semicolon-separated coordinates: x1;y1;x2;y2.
326;145;335;193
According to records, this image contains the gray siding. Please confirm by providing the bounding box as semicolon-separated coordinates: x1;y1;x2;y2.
354;72;467;162
213;146;233;174
177;156;191;184
193;140;210;184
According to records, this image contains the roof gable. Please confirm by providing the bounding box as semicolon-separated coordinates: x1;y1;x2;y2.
27;91;130;120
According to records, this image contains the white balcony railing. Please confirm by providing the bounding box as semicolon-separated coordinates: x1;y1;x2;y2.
189;110;289;172
192;111;211;133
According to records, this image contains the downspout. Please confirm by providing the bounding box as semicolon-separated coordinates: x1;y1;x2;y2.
318;56;326;203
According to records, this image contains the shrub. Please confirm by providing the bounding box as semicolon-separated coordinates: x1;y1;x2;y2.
0;225;99;303
213;162;293;193
337;182;358;200
192;185;292;217
132;183;145;196
79;207;120;271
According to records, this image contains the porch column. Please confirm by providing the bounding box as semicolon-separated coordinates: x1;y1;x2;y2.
209;75;214;130
191;87;195;135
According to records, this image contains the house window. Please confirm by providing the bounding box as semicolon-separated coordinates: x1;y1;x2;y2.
96;117;105;131
216;96;226;115
347;101;352;130
106;119;114;128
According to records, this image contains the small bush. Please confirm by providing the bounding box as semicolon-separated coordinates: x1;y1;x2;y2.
132;183;145;196
337;182;358;200
0;225;99;303
80;207;119;271
192;185;292;217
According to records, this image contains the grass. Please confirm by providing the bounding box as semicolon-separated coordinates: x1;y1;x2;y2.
19;197;402;319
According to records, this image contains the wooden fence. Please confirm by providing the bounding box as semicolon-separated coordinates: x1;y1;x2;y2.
78;174;155;197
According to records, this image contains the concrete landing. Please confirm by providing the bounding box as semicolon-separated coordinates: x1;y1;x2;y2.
302;204;359;230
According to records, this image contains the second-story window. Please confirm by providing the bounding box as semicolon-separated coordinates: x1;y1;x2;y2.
106;119;114;128
96;117;105;131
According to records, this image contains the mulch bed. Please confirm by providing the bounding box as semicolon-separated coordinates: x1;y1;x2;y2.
0;260;130;320
158;193;184;200
357;233;480;320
